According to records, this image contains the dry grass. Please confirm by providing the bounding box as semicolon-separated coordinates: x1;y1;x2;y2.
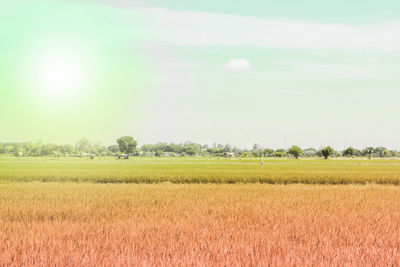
1;183;400;266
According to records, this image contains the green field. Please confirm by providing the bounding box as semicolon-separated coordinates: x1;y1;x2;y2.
1;157;400;184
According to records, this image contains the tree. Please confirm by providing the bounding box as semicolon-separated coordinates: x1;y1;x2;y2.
116;136;137;158
253;143;263;151
381;149;391;158
273;149;286;158
362;147;374;159
374;147;391;157
107;145;120;154
242;152;250;158
14;148;24;157
287;145;302;159
155;150;163;157
60;144;74;155
223;144;232;153
185;149;197;156
75;138;92;153
263;148;274;157
321;146;334;159
342;147;355;157
252;150;261;157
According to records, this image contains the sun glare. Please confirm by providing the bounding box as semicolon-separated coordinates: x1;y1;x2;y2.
29;44;91;102
39;50;84;93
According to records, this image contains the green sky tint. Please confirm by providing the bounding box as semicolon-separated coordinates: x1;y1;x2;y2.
89;0;400;22
1;0;152;144
1;0;400;149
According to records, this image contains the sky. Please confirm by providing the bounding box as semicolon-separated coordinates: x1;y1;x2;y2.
1;0;400;149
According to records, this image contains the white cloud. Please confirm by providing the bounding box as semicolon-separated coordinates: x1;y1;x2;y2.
225;58;251;72
136;8;400;51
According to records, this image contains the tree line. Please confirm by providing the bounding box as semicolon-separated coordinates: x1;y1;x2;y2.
0;136;399;159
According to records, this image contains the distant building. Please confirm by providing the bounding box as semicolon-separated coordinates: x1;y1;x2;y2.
223;152;236;157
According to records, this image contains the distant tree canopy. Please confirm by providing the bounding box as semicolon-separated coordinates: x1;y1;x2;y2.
273;149;286;158
0;139;398;159
362;147;374;158
321;146;334;159
343;147;355;157
0;140;111;157
116;136;137;158
288;145;302;159
75;138;91;153
107;145;120;153
263;148;274;157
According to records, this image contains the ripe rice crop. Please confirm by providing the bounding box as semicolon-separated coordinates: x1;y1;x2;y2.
1;157;400;184
1;183;400;266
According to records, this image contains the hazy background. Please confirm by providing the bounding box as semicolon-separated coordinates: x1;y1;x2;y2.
1;0;399;149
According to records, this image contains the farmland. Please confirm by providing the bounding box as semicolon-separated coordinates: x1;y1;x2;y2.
1;157;400;184
1;183;400;266
1;157;400;265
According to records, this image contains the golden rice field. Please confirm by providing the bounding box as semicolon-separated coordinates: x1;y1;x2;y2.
1;157;400;184
1;158;400;266
1;183;400;266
